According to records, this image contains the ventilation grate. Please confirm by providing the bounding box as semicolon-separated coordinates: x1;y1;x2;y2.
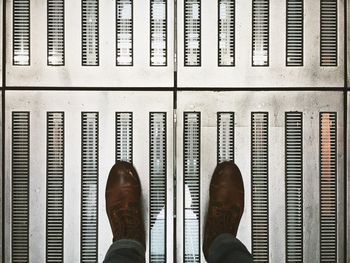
46;112;64;262
285;112;303;262
81;112;99;262
150;0;167;66
217;112;234;163
184;0;201;66
286;0;303;66
218;0;235;66
115;112;133;163
116;0;133;66
252;0;269;66
47;0;65;66
149;113;167;263
82;0;99;66
320;0;337;66
12;112;30;263
183;112;200;263
319;112;337;262
13;0;30;65
251;112;269;262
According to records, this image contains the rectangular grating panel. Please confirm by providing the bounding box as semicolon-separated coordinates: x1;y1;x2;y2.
285;112;303;262
150;0;167;66
149;113;167;263
12;112;30;263
183;112;200;263
47;0;65;66
320;0;337;66
13;0;30;65
251;112;269;262
252;0;269;66
218;0;235;66
319;112;337;262
116;0;133;66
81;113;99;262
286;0;303;66
115;112;133;163
217;112;234;163
82;0;99;66
46;112;64;262
184;0;201;66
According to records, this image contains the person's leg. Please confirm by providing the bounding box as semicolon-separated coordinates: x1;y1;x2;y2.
208;233;252;263
104;161;146;263
103;239;145;263
203;161;253;263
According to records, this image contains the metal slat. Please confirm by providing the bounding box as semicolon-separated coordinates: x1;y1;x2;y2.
320;0;337;66
286;0;303;66
81;113;98;262
47;0;65;65
12;112;30;263
319;112;337;262
183;112;200;263
252;0;269;66
184;0;201;66
115;112;133;163
218;0;235;66
13;0;30;65
82;0;99;66
149;113;167;263
251;112;269;262
116;0;133;66
150;0;167;66
46;112;64;263
217;112;234;163
285;112;303;262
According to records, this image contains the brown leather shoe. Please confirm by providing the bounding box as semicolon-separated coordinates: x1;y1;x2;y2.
203;161;244;260
105;161;145;247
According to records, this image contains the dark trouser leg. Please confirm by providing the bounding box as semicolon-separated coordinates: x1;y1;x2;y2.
103;239;145;263
208;233;253;263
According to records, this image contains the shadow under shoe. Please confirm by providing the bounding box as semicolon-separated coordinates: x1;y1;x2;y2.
105;161;145;248
203;161;244;261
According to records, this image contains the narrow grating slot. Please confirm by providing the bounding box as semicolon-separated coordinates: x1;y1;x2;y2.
252;0;269;66
12;112;30;262
46;112;64;262
320;0;337;66
115;112;133;163
116;0;133;66
149;113;167;263
82;0;99;66
218;0;235;66
13;0;30;65
183;112;200;263
47;0;65;65
286;0;303;66
81;113;99;262
320;112;337;262
217;112;234;163
184;0;201;66
150;0;167;66
285;112;303;262
251;112;269;262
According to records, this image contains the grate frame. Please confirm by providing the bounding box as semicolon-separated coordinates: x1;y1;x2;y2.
252;0;269;66
116;0;133;66
251;112;269;262
319;112;337;262
149;112;167;263
80;112;99;263
286;0;303;66
11;112;30;263
217;112;234;163
13;0;30;66
82;0;99;66
183;112;201;263
184;0;201;66
115;112;133;163
285;112;303;262
320;0;337;66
